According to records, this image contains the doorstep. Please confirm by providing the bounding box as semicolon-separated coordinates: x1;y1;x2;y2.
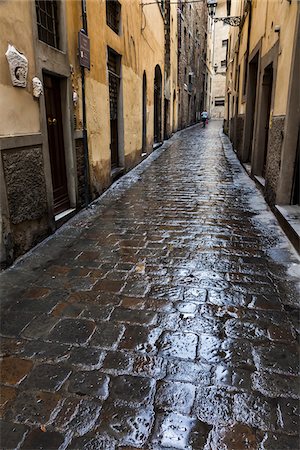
153;141;163;150
274;205;300;253
55;208;77;228
111;167;125;182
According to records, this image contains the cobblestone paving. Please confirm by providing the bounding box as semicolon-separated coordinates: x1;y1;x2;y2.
0;121;299;449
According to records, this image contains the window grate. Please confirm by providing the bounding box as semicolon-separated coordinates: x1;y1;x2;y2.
36;0;59;48
106;0;121;34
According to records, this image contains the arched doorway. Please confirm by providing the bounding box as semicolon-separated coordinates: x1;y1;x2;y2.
142;71;147;152
154;65;162;144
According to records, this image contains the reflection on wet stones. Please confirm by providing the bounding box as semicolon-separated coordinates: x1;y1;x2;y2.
0;123;299;448
97;403;154;446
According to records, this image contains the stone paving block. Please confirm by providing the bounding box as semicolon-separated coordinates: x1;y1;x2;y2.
93;279;125;293
9;297;59;315
0;338;25;357
21;340;71;363
81;304;114;321
155;381;196;414
6;391;61;425
0;420;29;449
0;386;16;418
51;302;84;318
68;433;116;450
68;371;109;399
199;335;254;368
111;308;157;326
101;351;134;375
22;287;50;299
204;423;259;450
194;387;235;426
252;343;299;375
148;285;184;301
0;311;36;338
259;432;300;449
68;347;105;370
165;360;212;385
48;318;96;345
121;281;150;297
21;363;71;392
89;322;125;349
67;400;102;436
189;420;212;450
54;397;82;430
0;357;32;386
157;331;198;360
233;392;277;431
97;402;154;447
252;371;300;399
21;314;58;339
213;364;252;390
276;398;300;435
21;428;65;449
119;325;161;353
151;412;196;449
132;355;167;380
109;375;155;407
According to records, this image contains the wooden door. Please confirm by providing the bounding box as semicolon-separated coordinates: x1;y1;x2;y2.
44;74;70;214
108;50;120;169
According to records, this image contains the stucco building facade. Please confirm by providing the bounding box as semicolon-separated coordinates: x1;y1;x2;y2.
177;0;208;129
207;0;229;118
0;0;178;268
224;0;299;247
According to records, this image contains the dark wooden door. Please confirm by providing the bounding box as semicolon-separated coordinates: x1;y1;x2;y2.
109;71;119;168
108;50;120;169
44;74;70;214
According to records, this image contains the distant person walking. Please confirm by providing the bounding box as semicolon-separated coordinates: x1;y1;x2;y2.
201;110;208;128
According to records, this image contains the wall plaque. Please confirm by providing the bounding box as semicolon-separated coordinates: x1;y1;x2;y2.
78;31;90;70
5;44;28;88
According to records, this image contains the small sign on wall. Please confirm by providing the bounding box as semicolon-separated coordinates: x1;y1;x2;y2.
78;31;90;70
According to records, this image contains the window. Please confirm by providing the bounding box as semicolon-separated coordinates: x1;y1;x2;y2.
222;39;228;47
35;0;59;48
221;60;227;67
227;0;231;16
215;99;225;106
106;0;121;34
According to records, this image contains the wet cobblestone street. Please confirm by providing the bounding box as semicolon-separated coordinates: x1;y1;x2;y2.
0;121;299;449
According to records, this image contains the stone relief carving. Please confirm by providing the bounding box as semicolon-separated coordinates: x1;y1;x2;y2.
32;77;43;98
5;44;28;88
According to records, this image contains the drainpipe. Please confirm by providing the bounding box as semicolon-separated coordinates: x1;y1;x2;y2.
81;0;90;207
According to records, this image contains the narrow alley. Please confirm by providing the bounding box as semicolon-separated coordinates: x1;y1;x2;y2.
0;122;299;449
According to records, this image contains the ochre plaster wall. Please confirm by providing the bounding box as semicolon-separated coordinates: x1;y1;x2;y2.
66;0;165;197
0;0;40;136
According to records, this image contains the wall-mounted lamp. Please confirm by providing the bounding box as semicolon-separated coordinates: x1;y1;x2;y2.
214;63;218;73
207;0;241;27
207;0;217;18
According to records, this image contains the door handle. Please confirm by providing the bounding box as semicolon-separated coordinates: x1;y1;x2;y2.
47;117;57;126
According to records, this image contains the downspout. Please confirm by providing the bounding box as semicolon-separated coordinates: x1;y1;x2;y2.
81;0;90;206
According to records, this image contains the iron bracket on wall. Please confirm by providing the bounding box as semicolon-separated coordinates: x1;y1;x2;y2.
214;16;241;27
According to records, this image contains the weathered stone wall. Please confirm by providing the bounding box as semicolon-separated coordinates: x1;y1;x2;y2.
75;138;86;209
1;146;49;262
265;116;285;205
2;147;48;224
